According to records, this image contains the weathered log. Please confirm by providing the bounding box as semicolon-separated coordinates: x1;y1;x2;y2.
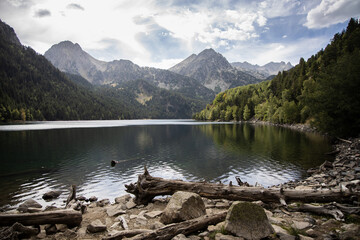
289;203;344;221
103;229;153;240
66;184;76;207
105;211;227;240
125;168;359;205
0;209;82;226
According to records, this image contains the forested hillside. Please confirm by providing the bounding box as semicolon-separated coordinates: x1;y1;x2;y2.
194;19;360;137
0;19;204;121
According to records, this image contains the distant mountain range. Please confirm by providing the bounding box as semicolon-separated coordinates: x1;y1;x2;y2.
44;41;214;101
231;61;293;79
0;19;205;120
169;49;262;92
0;18;293;121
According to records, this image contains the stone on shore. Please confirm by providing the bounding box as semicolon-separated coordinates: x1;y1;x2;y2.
106;205;126;217
160;191;206;224
42;191;61;200
87;219;107;233
17;199;42;213
224;201;274;240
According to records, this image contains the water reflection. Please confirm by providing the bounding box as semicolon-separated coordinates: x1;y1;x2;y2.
0;121;332;210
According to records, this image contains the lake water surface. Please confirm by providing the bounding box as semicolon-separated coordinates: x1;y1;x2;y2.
0;120;333;210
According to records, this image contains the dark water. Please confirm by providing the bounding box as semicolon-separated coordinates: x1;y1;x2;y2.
0;120;333;210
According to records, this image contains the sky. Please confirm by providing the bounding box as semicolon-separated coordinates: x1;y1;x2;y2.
0;0;359;69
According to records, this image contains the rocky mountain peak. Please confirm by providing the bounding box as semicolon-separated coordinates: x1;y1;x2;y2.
0;19;21;46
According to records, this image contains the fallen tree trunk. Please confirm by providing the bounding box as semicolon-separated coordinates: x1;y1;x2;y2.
289;203;344;221
125;167;359;205
0;209;82;226
104;211;227;240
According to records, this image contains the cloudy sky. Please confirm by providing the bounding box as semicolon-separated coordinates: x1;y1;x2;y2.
0;0;359;69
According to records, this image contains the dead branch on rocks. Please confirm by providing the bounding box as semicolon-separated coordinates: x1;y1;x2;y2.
125;167;359;205
289;203;345;221
103;229;153;240
0;209;82;227
114;211;226;240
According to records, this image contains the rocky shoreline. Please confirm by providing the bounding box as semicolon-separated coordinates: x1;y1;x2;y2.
1;138;359;240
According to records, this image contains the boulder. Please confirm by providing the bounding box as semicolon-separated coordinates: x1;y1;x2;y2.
87;219;107;233
44;224;57;235
42;191;61;200
160;191;206;224
0;222;39;239
224;201;274;240
17;199;42;213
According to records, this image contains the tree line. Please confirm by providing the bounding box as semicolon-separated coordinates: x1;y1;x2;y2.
194;19;360;137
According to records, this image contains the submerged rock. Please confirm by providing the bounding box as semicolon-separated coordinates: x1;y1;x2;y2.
42;191;61;200
224;201;274;240
160;191;206;224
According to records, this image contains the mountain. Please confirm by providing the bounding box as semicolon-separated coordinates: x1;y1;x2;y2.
0;19;199;121
44;41;214;102
168;49;262;93
194;18;360;137
231;61;293;79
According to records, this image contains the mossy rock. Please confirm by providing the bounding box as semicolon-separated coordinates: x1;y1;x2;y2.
225;201;274;240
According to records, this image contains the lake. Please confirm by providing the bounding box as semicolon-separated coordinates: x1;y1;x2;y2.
0;120;333;210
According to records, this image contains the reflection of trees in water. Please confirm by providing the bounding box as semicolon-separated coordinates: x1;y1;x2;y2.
0;124;333;209
197;123;333;169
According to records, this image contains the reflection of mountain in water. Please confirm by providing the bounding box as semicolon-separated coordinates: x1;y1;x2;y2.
0;123;332;210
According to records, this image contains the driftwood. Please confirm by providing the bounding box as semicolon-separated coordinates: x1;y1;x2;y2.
66;184;76;207
125;167;359;205
0;209;82;226
103;229;153;240
104;211;227;240
290;203;344;221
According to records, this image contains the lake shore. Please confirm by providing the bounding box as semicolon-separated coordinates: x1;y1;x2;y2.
1;138;359;239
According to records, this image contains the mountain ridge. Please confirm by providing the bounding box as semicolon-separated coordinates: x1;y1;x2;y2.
231;61;293;79
169;48;262;92
44;41;215;101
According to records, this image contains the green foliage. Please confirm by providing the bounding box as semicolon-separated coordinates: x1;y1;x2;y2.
194;18;360;137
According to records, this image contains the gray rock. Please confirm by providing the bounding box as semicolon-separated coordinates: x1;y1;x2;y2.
224;201;274;240
160;191;206;224
42;191;61;200
125;198;137;209
340;223;360;240
215;233;244;240
272;225;296;240
145;210;163;218
87;219;107;233
149;221;165;230
106;205;126;217
44;224;57;235
88;196;98;202
173;233;189;240
17;199;42;213
115;194;131;204
292;220;312;230
97;198;110;207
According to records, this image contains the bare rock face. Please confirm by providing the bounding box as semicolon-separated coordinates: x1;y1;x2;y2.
224;201;274;240
160;191;206;224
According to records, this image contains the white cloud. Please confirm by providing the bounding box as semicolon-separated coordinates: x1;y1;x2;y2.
305;0;360;29
225;36;330;66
